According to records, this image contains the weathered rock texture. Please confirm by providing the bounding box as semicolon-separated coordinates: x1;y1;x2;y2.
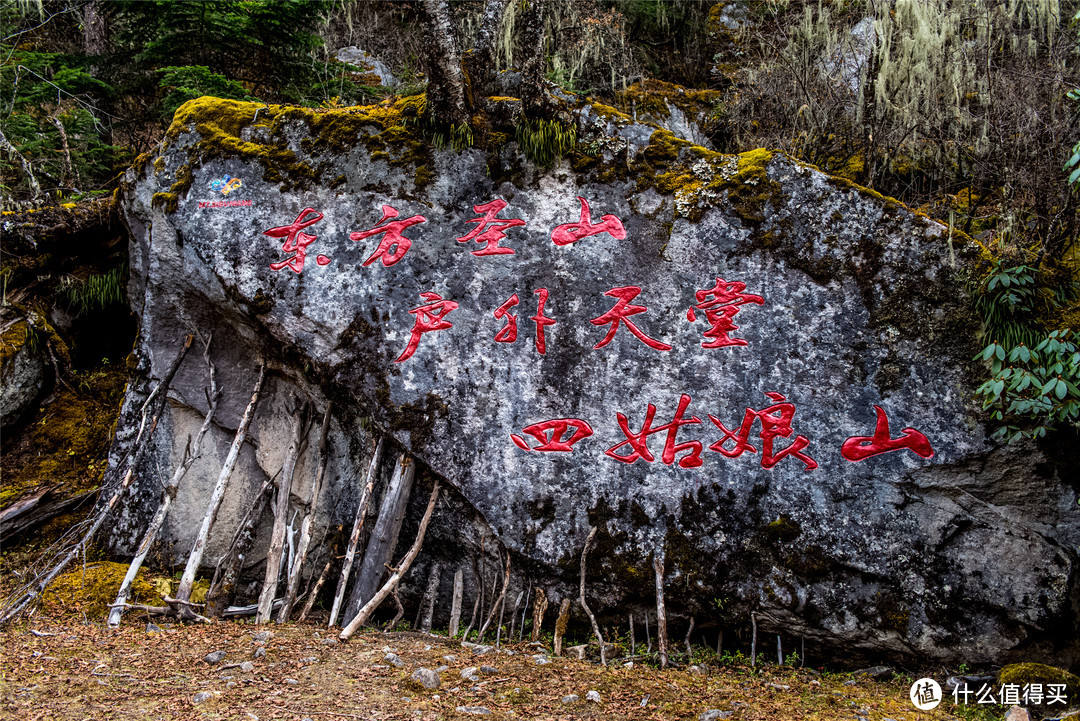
108;96;1079;667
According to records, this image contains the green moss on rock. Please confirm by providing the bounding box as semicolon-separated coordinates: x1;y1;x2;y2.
998;663;1080;705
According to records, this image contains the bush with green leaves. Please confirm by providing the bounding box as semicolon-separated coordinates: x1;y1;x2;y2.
972;261;1080;442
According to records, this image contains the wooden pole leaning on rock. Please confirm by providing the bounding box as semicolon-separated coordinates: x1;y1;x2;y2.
653;554;669;669
685;616;695;660
256;400;311;624
506;589;523;644
175;365;266;610
629;613;635;655
750;611;758;668
109;336;220;628
278;402;333;623
416;561;441;633
339;480;441;641
448;566;464;637
328;435;383;628
579;526;607;666
478;551;510;642
530;587;548;642
0;335;193;627
553;598;571;656
204;472;275;618
343;453;415;626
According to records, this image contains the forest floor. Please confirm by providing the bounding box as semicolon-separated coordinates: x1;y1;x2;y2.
0;614;998;721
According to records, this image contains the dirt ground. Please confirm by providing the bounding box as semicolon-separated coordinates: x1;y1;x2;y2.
0;614;994;721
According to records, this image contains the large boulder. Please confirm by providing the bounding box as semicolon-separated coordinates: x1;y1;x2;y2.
107;96;1078;667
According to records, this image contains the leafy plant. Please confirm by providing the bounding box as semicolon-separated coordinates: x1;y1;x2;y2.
56;267;126;316
972;260;1080;442
515;118;577;167
157;65;253;119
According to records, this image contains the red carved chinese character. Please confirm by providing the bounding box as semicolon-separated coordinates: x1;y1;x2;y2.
395;291;458;363
551;197;626;246
494;294;519;343
686;278;764;348
605;394;703;468
265;208;329;273
531;288;556;355
591;286;671;351
350;205;427;267
841;405;934;462
707;392;817;470
511;418;594;452
457;199;525;256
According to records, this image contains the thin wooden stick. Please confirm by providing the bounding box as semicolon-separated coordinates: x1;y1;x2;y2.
204;472;275;618
448;566;463;637
629;613;635;656
777;633;783;666
339;480;441;641
279;402;333;622
329;436;383;628
175;365;266;607
653;554;668;669
579;527;606;666
685;616;695;659
108;337;219;628
751;611;758;668
298;549;334;622
478;551;510;641
507;589;523;643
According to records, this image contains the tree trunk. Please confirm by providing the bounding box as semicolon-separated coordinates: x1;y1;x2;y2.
530;587;548;642
519;0;548;117
82;0;108;58
553;598;571;656
343;454;415;625
255;401;310;624
464;0;510;100
175;365;265;606
420;0;468;127
417;561;441;633
579;527;606;665
329;435;383;628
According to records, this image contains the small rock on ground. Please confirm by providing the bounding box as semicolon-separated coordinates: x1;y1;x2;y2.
455;707;490;715
532;655;551;665
443;655;457;662
562;695;579;704
253;647;266;659
321;638;339;646
480;665;497;675
192;691;214;704
472;645;494;655
253;631;272;643
586;690;601;703
853;665;893;680
203;651;226;665
285;678;299;685
1004;707;1033;721
145;623;162;633
699;711;733;721
240;661;254;673
384;653;404;667
434;665;449;673
411;668;440;690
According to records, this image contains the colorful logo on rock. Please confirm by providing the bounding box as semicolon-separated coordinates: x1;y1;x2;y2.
209;174;242;196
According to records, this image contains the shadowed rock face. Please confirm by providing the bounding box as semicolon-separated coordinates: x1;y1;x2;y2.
108;97;1078;667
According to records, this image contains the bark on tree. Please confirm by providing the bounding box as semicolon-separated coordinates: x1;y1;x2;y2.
175;365;266;607
448;566;464;637
255;401;310;624
278;402;333;623
420;0;468;127
329;435;383;628
553;598;571;656
82;0;108;58
519;0;548;117
653;554;668;669
343;454;415;625
339;481;441;641
464;0;511;99
108;339;220;628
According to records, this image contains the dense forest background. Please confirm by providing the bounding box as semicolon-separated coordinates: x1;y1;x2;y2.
1;0;1079;442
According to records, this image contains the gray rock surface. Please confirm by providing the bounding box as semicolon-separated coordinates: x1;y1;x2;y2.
203;651;226;665
0;316;47;431
109;97;1079;667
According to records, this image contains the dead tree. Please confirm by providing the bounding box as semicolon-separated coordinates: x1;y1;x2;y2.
653;554;669;669
0;335;192;626
255;401;310;624
519;0;548;117
339;480;442;641
343;453;416;625
463;0;511;99
579;527;606;666
108;337;220;628
448;566;464;637
329;435;384;628
175;365;266;609
278;402;333;622
685;617;695;659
